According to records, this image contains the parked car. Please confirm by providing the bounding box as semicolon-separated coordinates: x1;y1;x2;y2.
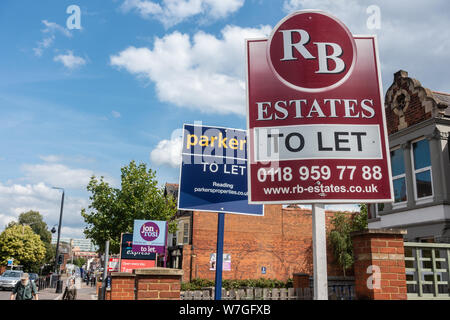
0;270;23;290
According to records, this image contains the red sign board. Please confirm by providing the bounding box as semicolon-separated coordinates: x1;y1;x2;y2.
108;258;119;272
120;259;155;273
246;10;394;204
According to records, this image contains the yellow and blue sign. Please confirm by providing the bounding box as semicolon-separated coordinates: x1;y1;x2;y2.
178;124;263;216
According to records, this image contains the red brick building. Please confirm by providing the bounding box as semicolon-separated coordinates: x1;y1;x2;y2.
165;183;350;282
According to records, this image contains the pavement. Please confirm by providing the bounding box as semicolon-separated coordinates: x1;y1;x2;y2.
38;275;98;300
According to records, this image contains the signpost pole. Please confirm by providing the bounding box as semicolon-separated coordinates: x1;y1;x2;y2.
214;212;225;300
164;221;168;268
101;240;109;300
312;204;328;300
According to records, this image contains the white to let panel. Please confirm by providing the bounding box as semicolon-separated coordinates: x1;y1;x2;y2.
254;124;382;162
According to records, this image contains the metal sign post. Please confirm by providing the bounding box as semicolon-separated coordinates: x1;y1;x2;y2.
101;240;110;300
312;204;328;300
214;212;225;300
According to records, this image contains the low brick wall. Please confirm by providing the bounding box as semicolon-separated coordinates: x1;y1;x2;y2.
109;273;136;300
135;268;183;300
351;229;407;300
108;268;183;300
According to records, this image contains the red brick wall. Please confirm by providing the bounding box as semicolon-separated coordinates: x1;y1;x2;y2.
108;269;183;300
352;230;407;300
183;205;349;282
136;275;181;300
181;244;193;282
109;274;136;300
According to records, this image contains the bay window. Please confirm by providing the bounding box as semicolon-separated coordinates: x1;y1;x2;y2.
391;147;407;204
411;138;433;200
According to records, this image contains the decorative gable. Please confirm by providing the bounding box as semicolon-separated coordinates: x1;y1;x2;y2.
385;70;449;135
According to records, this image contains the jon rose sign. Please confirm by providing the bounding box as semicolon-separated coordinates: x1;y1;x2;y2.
132;220;167;254
246;10;394;204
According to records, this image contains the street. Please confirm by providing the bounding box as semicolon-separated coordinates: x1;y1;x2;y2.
0;276;98;300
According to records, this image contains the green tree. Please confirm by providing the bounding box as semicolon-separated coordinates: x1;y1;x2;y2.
8;211;56;268
72;257;87;268
17;210;56;266
0;224;46;272
81;160;178;254
17;210;52;244
328;205;368;276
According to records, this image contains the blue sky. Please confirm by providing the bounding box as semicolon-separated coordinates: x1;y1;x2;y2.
0;0;449;239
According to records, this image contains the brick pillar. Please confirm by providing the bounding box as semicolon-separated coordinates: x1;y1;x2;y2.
181;245;192;283
135;268;184;300
293;273;310;289
109;272;136;300
351;229;407;300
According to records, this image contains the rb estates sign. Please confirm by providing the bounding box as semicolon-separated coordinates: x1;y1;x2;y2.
246;10;394;204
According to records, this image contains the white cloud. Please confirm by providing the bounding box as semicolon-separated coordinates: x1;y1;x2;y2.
281;0;450;92
0;213;15;228
0;182;88;238
21;163;94;189
110;25;272;115
33;20;71;57
150;135;183;168
58;226;85;239
54;51;87;69
41;20;72;38
111;110;121;118
33;35;55;57
20;162;116;189
39;155;62;163
0;156;116;238
120;0;244;28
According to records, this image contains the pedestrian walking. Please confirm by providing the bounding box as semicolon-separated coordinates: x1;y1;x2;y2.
10;273;39;300
62;278;77;300
90;274;96;287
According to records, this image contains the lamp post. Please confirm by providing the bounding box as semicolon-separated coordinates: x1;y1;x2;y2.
52;187;64;293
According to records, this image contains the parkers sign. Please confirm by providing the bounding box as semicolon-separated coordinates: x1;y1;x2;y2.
246;10;394;204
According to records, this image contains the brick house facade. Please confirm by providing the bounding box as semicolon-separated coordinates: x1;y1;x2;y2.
165;183;350;282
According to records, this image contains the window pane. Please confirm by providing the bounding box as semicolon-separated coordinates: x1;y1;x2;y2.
416;170;432;198
393;177;407;203
413;139;431;169
377;203;384;212
390;148;405;176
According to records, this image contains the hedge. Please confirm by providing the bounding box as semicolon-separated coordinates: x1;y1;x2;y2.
181;278;293;291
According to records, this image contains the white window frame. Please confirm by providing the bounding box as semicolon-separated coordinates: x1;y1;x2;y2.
390;145;407;208
375;203;385;217
410;137;434;204
175;219;190;245
182;220;190;244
